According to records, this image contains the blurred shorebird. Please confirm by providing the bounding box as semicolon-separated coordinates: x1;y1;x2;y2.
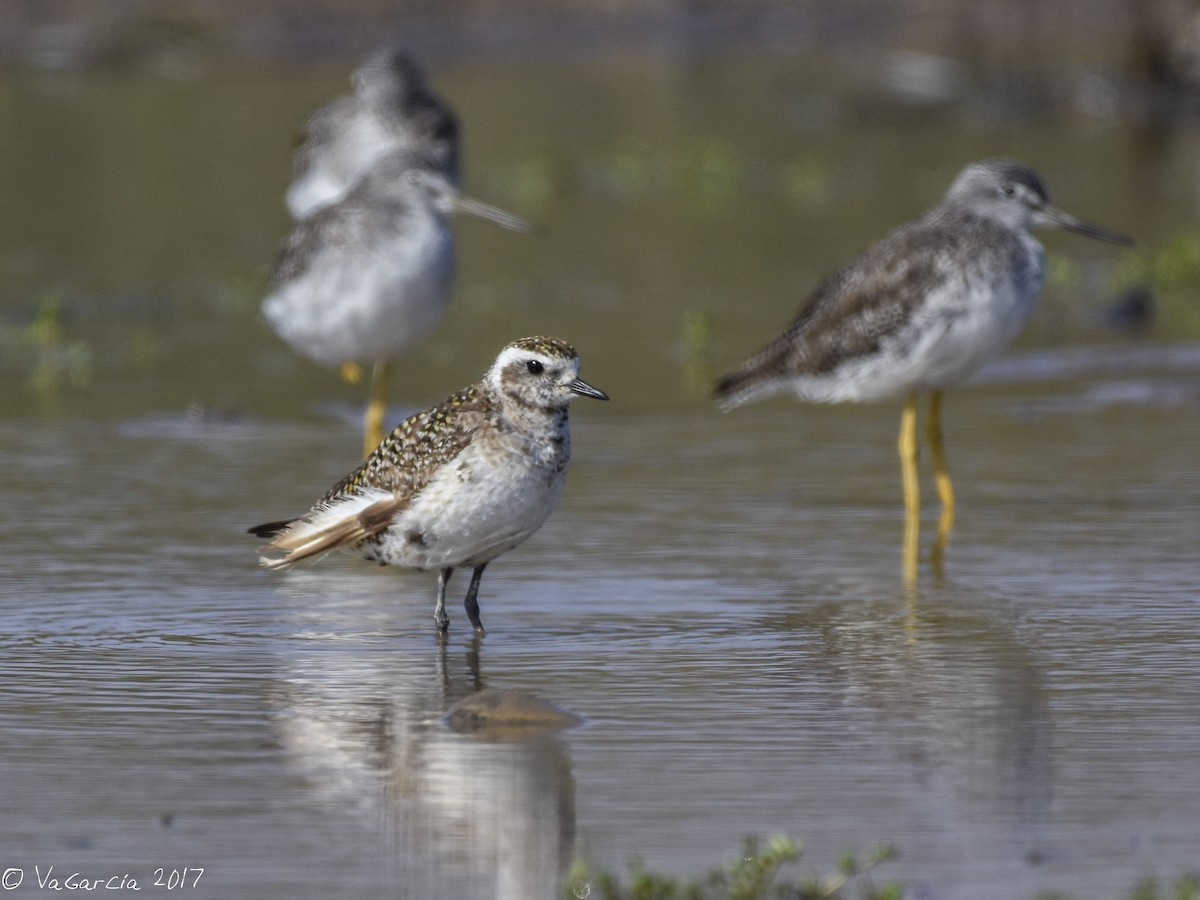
264;149;532;456
714;158;1131;577
249;337;608;636
287;48;460;220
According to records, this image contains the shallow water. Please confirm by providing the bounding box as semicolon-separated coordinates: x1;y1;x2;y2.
1;48;1199;899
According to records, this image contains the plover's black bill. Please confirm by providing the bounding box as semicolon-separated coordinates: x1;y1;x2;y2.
569;378;609;401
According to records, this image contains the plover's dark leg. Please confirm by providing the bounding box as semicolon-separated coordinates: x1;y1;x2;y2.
435;567;453;631
463;564;488;635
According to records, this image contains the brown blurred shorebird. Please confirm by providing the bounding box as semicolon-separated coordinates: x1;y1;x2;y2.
250;337;608;636
714;158;1131;579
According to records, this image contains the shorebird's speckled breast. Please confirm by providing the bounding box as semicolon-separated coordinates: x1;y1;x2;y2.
799;223;1046;403
357;409;571;571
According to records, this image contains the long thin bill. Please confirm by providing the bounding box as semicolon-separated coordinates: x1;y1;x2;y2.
451;194;537;233
569;378;609;401
1040;204;1133;246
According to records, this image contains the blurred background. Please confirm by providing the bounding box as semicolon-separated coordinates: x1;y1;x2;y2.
1;0;1199;423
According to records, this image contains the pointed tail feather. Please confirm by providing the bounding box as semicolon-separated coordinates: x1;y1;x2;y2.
713;365;781;411
248;519;295;539
256;488;404;570
712;369;749;409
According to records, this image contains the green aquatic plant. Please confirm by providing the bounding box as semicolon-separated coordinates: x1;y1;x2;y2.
680;308;716;397
677;138;742;208
1044;254;1083;296
566;838;1197;900
1037;871;1200;900
1111;231;1200;335
563;836;901;900
4;293;94;398
1123;872;1199;900
1140;232;1200;292
781;159;832;210
584;137;743;209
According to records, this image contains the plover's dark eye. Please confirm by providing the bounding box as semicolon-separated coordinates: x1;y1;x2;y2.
1001;183;1016;197
526;359;544;375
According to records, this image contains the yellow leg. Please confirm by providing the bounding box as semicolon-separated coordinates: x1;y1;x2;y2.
926;390;954;576
898;392;920;588
340;361;365;384
363;361;392;457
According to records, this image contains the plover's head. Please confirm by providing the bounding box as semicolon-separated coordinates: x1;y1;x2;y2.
944;158;1130;245
487;337;609;410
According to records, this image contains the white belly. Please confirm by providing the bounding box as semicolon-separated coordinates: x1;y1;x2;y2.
798;252;1043;403
360;435;569;571
264;217;454;367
